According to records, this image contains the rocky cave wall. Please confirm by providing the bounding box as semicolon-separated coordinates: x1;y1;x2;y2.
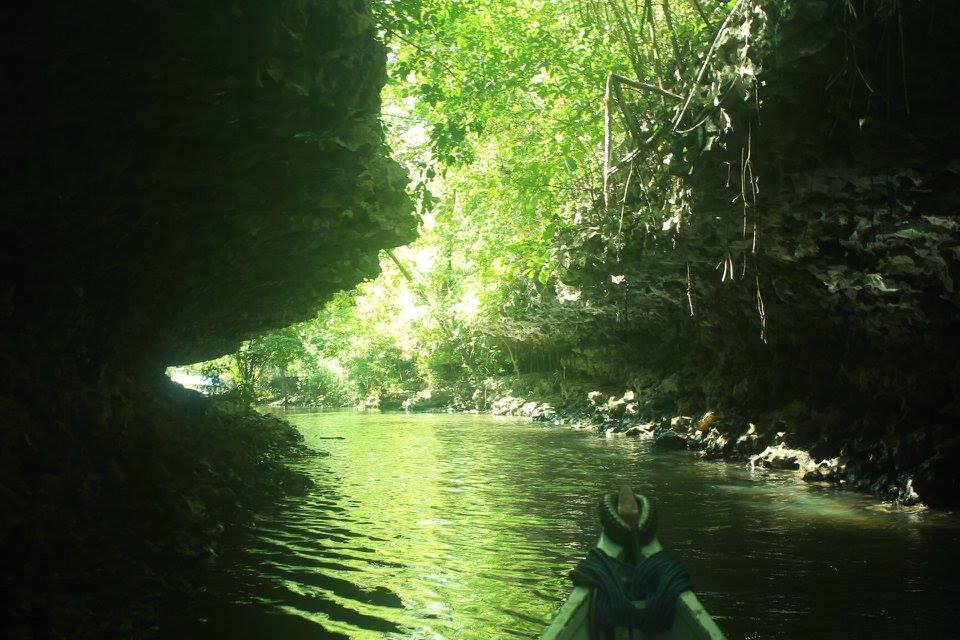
1;0;414;373
0;1;415;634
563;1;960;505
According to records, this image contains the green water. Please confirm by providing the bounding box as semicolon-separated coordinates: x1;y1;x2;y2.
167;410;960;639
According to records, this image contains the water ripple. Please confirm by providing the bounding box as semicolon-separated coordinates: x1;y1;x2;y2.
165;411;960;639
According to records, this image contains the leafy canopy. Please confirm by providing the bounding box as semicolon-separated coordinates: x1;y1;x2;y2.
186;0;748;401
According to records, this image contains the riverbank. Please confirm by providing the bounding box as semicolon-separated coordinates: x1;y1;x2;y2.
1;374;311;638
388;374;953;509
509;390;928;506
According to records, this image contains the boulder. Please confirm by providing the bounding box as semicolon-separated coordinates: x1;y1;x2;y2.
750;444;811;470
653;427;686;450
899;477;922;506
624;424;652;437
607;397;628;419
801;457;843;481
490;395;526;416
402;389;451;412
520;401;541;416
696;411;717;431
530;403;556;420
704;431;732;457
735;424;764;456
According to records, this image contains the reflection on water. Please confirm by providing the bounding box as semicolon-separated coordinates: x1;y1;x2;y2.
165;411;960;639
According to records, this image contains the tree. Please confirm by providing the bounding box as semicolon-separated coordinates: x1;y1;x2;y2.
192;0;752;401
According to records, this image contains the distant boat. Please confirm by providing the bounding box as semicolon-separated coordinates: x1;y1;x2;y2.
541;488;726;640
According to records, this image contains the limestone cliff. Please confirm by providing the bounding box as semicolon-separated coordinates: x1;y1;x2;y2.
1;1;414;370
0;1;414;635
555;1;960;506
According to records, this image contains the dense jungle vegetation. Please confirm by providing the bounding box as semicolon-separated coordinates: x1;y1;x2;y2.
187;0;747;406
186;0;960;511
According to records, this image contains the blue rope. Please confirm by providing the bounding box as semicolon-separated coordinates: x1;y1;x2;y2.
570;540;692;640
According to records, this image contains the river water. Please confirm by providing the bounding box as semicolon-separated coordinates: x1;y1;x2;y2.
167;410;960;639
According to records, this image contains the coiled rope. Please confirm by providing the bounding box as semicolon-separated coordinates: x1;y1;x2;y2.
570;537;692;640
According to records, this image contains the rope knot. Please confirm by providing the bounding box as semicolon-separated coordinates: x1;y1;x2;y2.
570;546;692;639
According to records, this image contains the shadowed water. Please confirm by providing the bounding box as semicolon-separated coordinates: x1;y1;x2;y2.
166;410;960;639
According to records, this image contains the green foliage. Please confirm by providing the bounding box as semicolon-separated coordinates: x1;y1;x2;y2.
196;0;768;401
194;328;307;404
233;328;305;402
365;0;730;390
297;363;353;407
